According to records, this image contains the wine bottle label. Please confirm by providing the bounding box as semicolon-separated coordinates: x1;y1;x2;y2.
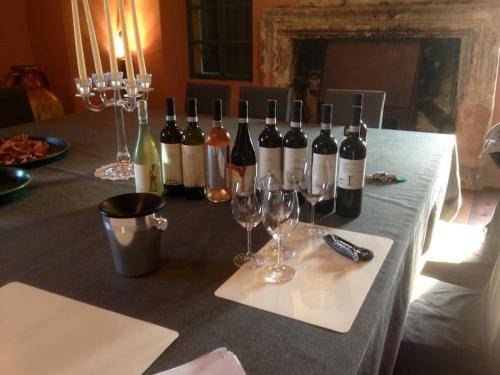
181;144;206;188
258;147;282;181
291;121;301;128
338;158;366;190
206;145;229;189
231;164;256;195
134;163;162;194
320;122;330;130
312;153;337;195
283;147;307;190
161;143;183;186
187;116;198;122
266;118;277;125
349;125;360;133
165;115;176;121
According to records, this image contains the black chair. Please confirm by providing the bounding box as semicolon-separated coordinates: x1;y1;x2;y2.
323;89;385;129
0;87;34;127
239;86;292;121
394;201;500;375
185;83;231;116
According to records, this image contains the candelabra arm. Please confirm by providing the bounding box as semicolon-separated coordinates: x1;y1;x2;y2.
84;95;107;112
114;90;131;165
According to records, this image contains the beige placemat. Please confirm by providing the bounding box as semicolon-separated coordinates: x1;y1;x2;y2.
0;282;178;375
215;222;393;333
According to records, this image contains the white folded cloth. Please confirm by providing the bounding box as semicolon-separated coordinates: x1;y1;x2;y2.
154;347;246;375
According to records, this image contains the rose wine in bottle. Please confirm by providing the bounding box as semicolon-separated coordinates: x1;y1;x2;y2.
206;99;231;202
133;100;162;196
181;97;206;200
283;100;307;202
313;104;338;214
336;94;366;217
160;98;184;197
231;101;256;195
258;99;283;182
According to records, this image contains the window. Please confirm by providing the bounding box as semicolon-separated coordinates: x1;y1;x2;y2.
187;0;252;80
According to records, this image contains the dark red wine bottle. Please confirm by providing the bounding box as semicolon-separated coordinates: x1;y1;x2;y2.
336;95;366;217
258;99;283;181
161;98;184;197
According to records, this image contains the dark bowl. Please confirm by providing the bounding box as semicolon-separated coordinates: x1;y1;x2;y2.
98;193;165;218
0;167;33;205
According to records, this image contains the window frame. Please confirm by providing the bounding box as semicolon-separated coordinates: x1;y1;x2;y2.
186;0;253;81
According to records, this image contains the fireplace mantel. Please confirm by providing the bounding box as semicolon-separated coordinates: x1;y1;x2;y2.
260;2;500;188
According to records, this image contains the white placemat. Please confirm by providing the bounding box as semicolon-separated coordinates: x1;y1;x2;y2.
215;222;393;333
0;282;178;375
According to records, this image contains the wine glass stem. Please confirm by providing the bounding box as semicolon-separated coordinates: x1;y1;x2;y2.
246;228;252;256
113;90;130;164
310;202;316;225
276;236;282;269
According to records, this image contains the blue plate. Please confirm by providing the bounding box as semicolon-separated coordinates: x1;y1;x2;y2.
0;167;33;205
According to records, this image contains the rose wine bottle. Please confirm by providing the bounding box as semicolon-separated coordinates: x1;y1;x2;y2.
181;97;206;200
160;98;184;197
206;99;231;202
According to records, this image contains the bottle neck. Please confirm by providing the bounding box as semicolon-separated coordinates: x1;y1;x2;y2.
290;120;301;128
187;115;198;123
265;117;277;125
212;120;223;128
348;125;360;137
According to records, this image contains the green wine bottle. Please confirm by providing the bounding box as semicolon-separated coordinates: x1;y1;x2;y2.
133;100;162;196
181;97;206;199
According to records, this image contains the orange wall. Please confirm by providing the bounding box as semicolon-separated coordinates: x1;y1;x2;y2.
0;1;33;82
2;0;499;123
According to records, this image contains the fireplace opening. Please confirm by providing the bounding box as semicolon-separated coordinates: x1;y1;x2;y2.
292;38;461;133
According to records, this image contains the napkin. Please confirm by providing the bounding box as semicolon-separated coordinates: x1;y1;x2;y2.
154;347;246;375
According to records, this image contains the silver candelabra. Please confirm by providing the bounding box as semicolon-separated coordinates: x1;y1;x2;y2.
74;71;153;179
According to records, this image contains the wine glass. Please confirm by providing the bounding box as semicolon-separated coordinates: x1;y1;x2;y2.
231;179;265;268
299;160;331;237
258;172;296;260
260;185;299;284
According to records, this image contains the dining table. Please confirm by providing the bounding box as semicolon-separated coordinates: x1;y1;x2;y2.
0;108;460;374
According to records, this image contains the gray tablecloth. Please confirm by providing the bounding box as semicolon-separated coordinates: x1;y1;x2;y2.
0;110;459;374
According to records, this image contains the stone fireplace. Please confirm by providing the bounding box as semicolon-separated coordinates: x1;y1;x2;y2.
260;1;500;189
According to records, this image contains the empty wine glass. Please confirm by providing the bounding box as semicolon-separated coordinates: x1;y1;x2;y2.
299;160;331;237
231;179;265;268
258;172;296;260
261;185;299;284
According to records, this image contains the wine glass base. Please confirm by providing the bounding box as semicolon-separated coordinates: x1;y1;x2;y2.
261;264;296;284
300;225;327;238
233;253;265;268
94;162;134;181
260;243;296;261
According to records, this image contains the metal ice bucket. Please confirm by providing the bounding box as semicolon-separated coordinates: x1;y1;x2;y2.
98;193;168;276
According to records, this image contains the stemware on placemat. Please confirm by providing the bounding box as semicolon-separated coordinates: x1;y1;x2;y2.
299;160;331;238
231;178;265;268
260;182;299;284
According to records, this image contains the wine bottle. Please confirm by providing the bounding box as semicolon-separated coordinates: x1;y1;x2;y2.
206;99;231;202
181;97;206;200
133;99;162;196
283;100;307;200
343;114;367;143
336;94;367;217
231;100;256;195
160;98;184;196
258;99;283;182
313;104;338;214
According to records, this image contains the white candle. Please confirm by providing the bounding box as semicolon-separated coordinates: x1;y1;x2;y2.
118;0;135;86
130;0;147;76
103;0;118;74
71;0;87;81
82;0;104;80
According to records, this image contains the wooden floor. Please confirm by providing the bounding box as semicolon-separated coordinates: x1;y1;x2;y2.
453;188;499;225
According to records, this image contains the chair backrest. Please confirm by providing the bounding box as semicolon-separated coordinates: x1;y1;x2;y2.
481;200;500;357
185;83;231;116
324;89;386;129
239;86;292;121
0;87;34;127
